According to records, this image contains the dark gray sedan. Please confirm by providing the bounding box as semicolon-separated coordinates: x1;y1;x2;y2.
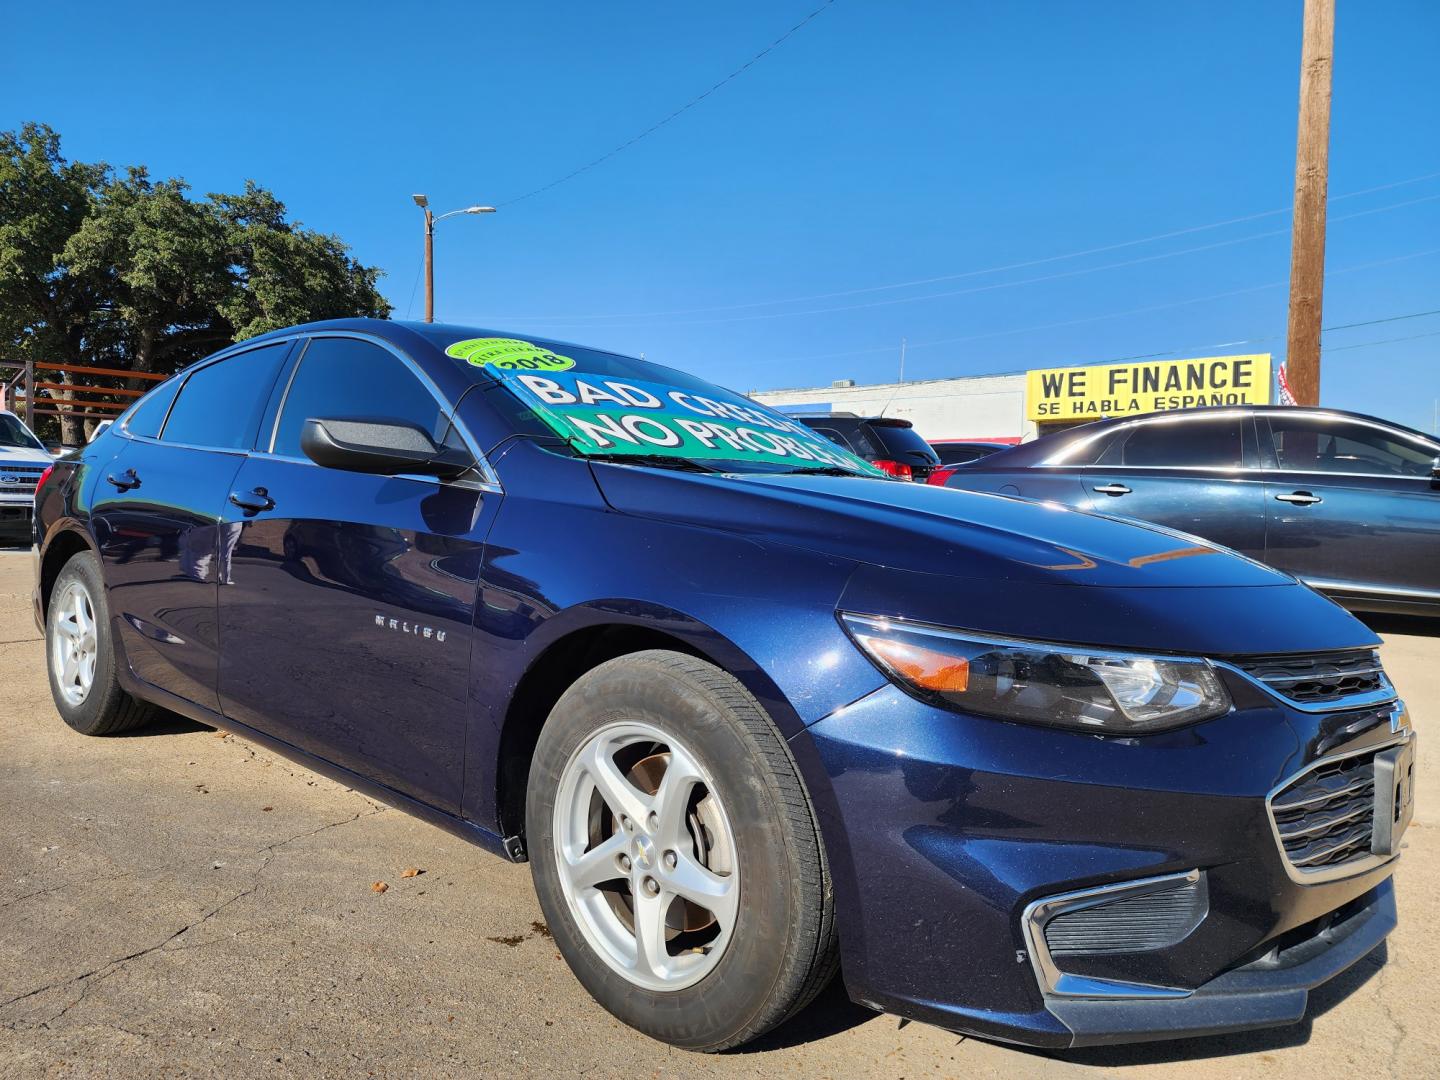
945;405;1440;616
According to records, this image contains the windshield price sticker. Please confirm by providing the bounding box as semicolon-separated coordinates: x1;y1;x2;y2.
445;337;577;371
502;369;882;474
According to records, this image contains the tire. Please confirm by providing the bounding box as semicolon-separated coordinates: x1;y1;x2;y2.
526;649;838;1051
45;550;155;736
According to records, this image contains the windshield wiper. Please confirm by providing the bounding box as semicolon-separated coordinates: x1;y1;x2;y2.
774;465;871;477
583;453;722;473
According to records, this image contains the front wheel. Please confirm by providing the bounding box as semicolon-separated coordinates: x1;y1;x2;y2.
526;650;838;1051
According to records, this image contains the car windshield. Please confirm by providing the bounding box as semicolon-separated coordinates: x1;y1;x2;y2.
0;414;44;451
431;330;884;477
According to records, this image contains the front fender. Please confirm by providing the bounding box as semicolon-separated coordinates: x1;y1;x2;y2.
461;482;888;830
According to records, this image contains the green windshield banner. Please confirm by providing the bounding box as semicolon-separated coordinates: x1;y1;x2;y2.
487;364;883;475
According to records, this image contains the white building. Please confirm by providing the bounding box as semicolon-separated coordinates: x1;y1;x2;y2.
751;372;1034;443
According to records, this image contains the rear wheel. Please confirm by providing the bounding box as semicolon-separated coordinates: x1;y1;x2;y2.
526;650;837;1051
46;550;155;736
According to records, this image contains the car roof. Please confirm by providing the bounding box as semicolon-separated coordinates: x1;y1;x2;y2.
981;404;1438;466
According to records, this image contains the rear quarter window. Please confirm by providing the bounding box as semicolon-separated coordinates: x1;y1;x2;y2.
865;423;940;464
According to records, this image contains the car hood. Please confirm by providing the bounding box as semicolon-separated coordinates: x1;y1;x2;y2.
591;466;1377;654
0;446;52;465
592;466;1286;589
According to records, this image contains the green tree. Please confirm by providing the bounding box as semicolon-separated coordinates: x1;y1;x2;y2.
0;122;391;442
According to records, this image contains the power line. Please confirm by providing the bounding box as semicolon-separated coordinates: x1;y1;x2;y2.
484;169;1440;321
1323;327;1440;353
768;247;1440;366
496;191;1440;330
496;1;837;209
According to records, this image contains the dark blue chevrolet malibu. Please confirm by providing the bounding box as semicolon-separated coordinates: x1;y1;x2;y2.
32;320;1416;1051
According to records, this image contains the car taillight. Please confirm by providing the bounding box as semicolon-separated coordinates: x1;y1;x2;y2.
34;465;54;499
871;458;913;480
927;467;958;486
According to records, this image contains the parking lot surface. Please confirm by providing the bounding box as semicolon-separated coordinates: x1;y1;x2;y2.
0;549;1434;1079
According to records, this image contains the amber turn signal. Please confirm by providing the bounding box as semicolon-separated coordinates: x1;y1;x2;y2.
854;634;970;694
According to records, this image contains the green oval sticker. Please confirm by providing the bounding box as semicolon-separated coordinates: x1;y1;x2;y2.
446;337;576;372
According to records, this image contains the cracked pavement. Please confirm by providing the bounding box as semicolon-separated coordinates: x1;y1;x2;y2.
0;550;1434;1078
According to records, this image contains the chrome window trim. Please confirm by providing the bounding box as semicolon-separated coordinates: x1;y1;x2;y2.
243;449;502;495
1264;730;1413;886
1304;578;1440;602
1024;461;1436;483
113;330;502;493
1041;408;1438;477
1021;870;1203;999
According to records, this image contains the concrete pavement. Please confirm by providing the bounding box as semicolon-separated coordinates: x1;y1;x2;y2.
0;549;1434;1078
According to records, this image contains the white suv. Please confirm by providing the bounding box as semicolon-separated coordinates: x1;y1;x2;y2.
0;410;52;544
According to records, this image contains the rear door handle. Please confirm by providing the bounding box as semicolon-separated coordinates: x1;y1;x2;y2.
1274;491;1322;506
229;487;275;514
105;468;140;492
1093;483;1132;496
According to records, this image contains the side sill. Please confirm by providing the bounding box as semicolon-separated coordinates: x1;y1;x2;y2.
114;659;513;863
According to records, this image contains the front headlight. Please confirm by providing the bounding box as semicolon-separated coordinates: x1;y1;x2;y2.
840;613;1231;734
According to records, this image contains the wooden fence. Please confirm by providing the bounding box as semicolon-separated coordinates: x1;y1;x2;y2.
0;360;167;433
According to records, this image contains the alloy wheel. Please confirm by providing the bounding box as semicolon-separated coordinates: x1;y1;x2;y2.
552;721;739;991
50;578;98;707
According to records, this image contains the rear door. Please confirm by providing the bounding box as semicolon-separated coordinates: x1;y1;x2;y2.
216;334;500;813
90;341;293;711
1261;412;1440;600
1074;412;1267;557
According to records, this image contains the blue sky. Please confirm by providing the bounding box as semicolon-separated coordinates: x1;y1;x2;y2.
5;1;1438;432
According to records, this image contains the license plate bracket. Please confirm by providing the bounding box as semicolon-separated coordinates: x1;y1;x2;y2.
1372;738;1416;857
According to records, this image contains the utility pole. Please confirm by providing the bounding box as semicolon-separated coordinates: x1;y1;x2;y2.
1283;0;1335;406
898;337;907;383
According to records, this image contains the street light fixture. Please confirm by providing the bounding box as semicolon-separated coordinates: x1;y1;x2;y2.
412;194;496;323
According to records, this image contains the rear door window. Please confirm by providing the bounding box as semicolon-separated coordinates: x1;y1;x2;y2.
121;380;181;439
1102;416;1247;468
161;343;290;450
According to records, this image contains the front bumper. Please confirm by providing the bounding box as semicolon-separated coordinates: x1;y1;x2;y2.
799;680;1408;1048
1046;879;1393;1046
0;502;32;540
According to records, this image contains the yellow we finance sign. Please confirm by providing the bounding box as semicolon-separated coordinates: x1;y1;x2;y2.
1027;354;1272;422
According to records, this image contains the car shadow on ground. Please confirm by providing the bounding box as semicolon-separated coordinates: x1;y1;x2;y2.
112;711;211;737
1036;942;1386;1068
730;977;878;1051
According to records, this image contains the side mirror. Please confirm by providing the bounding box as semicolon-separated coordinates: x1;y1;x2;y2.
300;418;474;480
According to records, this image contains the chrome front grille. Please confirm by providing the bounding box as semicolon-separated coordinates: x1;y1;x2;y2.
1270;751;1377;871
0;463;46;497
1234;649;1389;706
1268;735;1416;883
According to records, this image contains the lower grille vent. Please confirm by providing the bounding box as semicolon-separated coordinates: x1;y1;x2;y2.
1044;874;1208;955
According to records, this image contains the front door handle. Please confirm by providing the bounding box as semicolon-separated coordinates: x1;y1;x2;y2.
105;468;140;492
1093;483;1132;496
1274;491;1322;506
229;487;275;514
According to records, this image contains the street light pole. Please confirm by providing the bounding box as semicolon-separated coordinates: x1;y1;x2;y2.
412;195;496;323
